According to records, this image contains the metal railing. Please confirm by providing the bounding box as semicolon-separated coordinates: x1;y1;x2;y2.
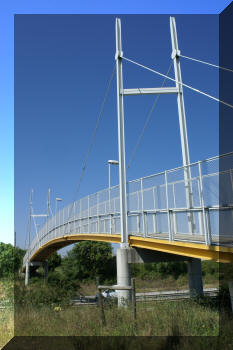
23;152;233;266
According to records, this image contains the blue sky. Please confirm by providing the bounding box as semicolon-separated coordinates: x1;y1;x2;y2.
0;1;231;248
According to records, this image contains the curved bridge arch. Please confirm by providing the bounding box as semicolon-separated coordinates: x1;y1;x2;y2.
28;234;121;263
26;233;233;270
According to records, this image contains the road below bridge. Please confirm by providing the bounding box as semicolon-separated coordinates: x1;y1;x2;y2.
71;287;218;305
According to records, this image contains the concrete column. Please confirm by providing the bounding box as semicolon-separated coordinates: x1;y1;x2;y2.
116;248;131;306
25;262;30;286
228;281;233;312
43;260;49;283
187;258;203;297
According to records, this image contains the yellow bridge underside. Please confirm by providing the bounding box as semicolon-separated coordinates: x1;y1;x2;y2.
28;233;233;264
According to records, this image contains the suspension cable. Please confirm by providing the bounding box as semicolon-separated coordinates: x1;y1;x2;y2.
180;54;233;74
66;62;116;231
127;61;173;170
122;56;233;109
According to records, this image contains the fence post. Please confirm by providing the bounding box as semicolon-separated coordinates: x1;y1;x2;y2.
109;187;112;234
97;193;100;233
153;187;157;234
131;278;136;321
80;198;82;219
137;214;140;234
198;161;210;245
173;211;177;237
140;178;146;237
197;179;204;238
165;171;172;241
67;205;70;235
136;191;140;234
98;287;106;327
58;209;61;234
137;190;140;212
96;276;106;326
73;201;76;233
62;209;64;235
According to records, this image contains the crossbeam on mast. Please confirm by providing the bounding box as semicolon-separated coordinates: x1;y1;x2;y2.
31;214;48;217
122;87;179;95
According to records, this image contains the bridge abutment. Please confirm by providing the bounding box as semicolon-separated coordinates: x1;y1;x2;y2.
187;258;203;297
116;247;131;306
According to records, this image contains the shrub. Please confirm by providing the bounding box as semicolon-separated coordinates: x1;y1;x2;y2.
0;243;25;277
202;261;219;278
15;280;73;307
131;261;187;280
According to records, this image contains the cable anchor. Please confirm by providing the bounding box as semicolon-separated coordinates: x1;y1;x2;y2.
171;49;180;60
115;50;123;60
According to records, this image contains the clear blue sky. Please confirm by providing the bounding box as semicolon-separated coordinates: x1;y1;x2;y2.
0;1;231;248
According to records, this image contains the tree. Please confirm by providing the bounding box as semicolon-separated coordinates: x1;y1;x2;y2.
0;242;26;277
48;252;62;272
14;246;26;272
61;241;116;282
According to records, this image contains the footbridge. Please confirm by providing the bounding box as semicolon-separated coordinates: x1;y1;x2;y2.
22;17;233;303
23;151;233;270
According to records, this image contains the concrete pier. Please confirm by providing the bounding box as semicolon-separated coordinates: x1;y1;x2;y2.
25;261;30;286
116;248;204;302
116;247;131;306
187;258;203;297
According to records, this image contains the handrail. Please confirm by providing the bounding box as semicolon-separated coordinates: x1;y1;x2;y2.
23;153;233;266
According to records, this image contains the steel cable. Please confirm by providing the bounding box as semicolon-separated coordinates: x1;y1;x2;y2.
180;54;233;74
122;56;233;109
65;62;117;233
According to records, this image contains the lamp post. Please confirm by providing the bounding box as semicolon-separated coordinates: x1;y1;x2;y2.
108;160;119;233
108;160;119;190
55;197;62;213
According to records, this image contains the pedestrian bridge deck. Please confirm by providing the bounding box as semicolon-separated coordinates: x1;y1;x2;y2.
23;152;233;268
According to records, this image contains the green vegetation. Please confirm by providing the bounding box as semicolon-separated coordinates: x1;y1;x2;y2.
131;260;219;289
44;243;220;294
0;242;25;277
15;279;74;307
0;243;24;348
13;270;232;346
0;241;222;291
0;278;13;350
58;241;116;283
14;293;231;339
1;240;233;348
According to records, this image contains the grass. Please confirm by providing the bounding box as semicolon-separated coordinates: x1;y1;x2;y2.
0;307;13;349
0;269;223;350
14;295;233;350
0;279;14;350
15;297;221;337
13;272;227;350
